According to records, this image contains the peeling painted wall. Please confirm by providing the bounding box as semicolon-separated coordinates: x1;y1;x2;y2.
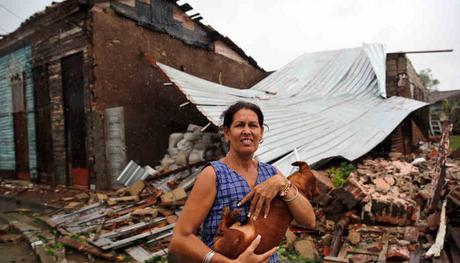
0;0;90;185
0;45;37;178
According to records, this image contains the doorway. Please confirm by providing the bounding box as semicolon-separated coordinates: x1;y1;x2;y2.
61;52;88;188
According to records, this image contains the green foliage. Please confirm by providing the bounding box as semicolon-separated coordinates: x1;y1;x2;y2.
442;100;460;130
451;135;460;150
327;162;356;187
70;233;87;243
145;255;167;263
418;68;440;90
278;242;321;263
45;242;64;257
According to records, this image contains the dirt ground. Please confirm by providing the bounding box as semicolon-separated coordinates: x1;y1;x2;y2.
0;198;39;263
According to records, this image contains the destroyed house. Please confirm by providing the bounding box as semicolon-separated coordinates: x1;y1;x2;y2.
0;0;266;189
157;44;430;175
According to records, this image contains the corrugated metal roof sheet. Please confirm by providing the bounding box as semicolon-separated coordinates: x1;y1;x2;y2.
157;43;428;175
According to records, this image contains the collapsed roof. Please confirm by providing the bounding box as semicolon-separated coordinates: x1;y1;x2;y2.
157;43;428;174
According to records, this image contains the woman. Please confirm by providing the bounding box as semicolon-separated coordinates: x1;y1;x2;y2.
168;101;316;263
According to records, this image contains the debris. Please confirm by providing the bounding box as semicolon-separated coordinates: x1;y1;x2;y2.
411;157;426;165
425;199;448;257
132;207;158;217
107;195;139;206
386;245;410;261
128;180;145;196
58;236;117;260
427;211;441;230
428;123;453;210
403;226;419;242
330;217;349;257
285;229;297;246
116;160;151;186
75;192;90;201
166;215;178;224
294;237;319;260
96;193;108;202
373;178;390;193
125;245;169;262
347;229;361;245
388;152;403;160
366;241;383;252
0;224;9;234
64;202;82;210
160;187;187;203
90;221;175;250
0;234;22;243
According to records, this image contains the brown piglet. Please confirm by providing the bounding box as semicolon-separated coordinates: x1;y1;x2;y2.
212;161;318;259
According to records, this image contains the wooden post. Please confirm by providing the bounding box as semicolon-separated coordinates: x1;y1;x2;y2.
429;122;453;211
330;217;350;257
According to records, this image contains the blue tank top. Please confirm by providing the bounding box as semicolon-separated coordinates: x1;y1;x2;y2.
201;160;278;262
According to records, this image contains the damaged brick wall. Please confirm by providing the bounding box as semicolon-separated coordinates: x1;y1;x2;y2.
386;53;427;101
90;6;267;187
386;54;430;154
1;0;267;189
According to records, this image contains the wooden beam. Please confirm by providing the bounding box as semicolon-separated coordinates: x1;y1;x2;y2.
426;200;448;258
388;49;453;54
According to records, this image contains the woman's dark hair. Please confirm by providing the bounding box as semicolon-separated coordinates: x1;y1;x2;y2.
221;101;264;128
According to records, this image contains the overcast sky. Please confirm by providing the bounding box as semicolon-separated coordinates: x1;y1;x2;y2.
1;0;458;91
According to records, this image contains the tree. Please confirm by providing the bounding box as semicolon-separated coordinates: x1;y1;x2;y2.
418;68;440;90
442;99;460;133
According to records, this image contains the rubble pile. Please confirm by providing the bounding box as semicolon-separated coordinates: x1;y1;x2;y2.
156;124;225;174
309;138;460;262
41;124;224;261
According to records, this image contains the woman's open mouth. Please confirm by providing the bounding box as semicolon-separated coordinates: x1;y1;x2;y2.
241;138;253;145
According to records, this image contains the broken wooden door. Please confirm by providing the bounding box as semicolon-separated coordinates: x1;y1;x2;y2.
32;64;53;184
11;73;30;180
61;52;88;188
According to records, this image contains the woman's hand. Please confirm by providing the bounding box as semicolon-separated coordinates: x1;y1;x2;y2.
232;235;277;263
238;174;285;220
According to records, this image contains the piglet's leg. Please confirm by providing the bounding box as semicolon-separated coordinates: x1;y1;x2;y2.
217;207;241;236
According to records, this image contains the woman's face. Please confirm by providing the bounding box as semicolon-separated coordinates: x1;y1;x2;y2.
224;108;264;156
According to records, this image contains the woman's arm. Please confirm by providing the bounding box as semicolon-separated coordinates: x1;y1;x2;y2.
239;171;316;228
168;166;226;262
282;180;316;228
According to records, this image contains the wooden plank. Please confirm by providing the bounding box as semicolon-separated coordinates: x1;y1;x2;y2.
50;202;103;225
94;223;174;250
58;236;116;260
377;233;389;263
124;246;152;262
323;256;349;263
145;230;173;244
426;200;447;257
94;216;165;242
125;246;170;262
102;224;175;250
